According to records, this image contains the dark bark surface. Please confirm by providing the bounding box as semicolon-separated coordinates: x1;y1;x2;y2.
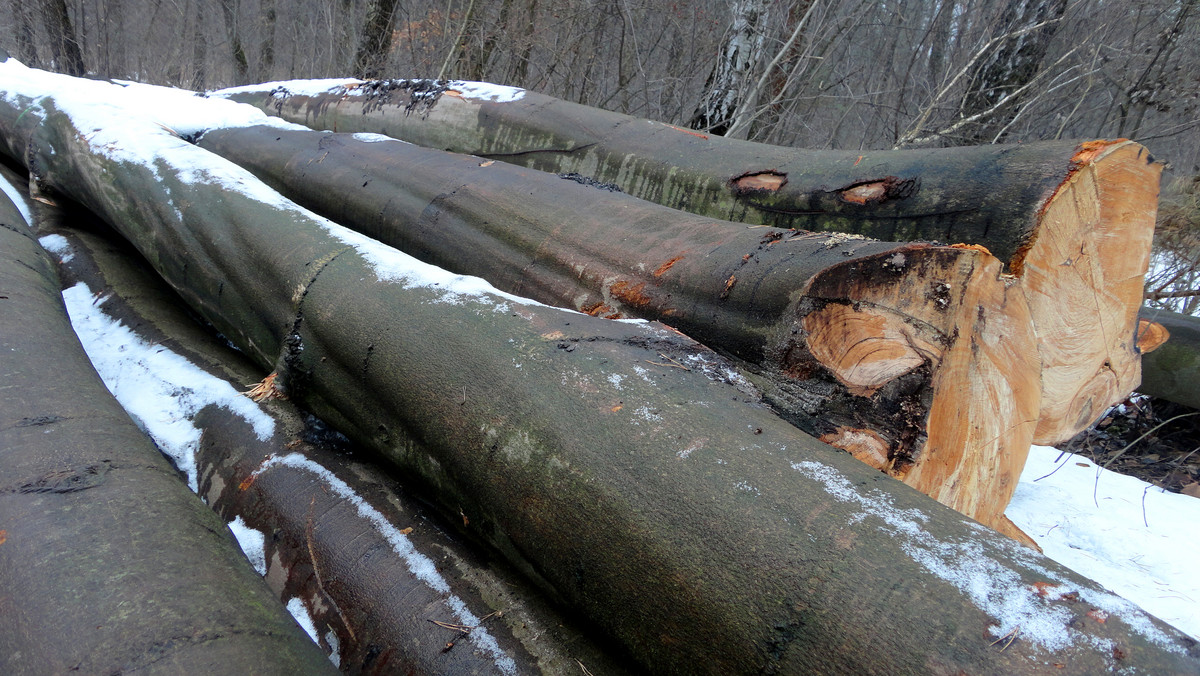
196;125;1042;539
2;85;1198;674
0;174;335;675
33;204;632;676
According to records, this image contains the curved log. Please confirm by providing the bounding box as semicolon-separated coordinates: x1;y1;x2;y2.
2;65;1197;674
216;80;1161;444
196;125;1040;540
0;172;335;675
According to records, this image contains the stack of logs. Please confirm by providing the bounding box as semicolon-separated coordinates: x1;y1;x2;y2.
3;57;1197;675
213;80;1168;545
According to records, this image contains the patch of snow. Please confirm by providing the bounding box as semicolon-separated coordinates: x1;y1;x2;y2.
37;234;72;263
0;172;32;226
607;373;624;390
792;458;1183;654
251;453;517;675
227;515;267;576
286;597;320;643
324;630;341;668
351;132;409;144
58;282;275;492
448;80;526;103
209;78;364;99
1007;445;1200;642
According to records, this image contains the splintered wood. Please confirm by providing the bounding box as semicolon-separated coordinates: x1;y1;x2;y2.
796;246;1039;545
1016;140;1161;443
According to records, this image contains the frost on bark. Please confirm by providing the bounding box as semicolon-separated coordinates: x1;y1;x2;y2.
689;0;771;136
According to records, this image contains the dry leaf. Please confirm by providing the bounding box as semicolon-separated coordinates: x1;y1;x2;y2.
0;529;6;545
1181;482;1200;499
399;527;413;535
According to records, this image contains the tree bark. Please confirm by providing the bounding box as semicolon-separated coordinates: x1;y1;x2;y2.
32;206;631;676
39;0;86;76
3;74;1198;674
216;82;1162;444
0;173;335;675
352;0;400;79
1138;307;1200;410
197;124;1040;541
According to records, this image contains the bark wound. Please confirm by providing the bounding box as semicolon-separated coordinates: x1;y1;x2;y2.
607;280;651;311
801;303;941;397
653;255;685;277
730;170;787;196
838;176;918;205
820;427;890;471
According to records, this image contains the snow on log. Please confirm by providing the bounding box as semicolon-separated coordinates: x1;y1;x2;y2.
2;61;1198;674
1138;307;1200;410
217;79;1161;445
196;125;1040;541
31;207;629;675
0;171;335;675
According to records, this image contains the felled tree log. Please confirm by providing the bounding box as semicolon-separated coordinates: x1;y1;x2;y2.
218;80;1161;444
1138;307;1200;410
35;204;631;676
196;125;1041;541
3;71;1197;675
0;175;335;675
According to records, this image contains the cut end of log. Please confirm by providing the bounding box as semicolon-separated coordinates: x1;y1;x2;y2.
784;245;1041;539
1136;319;1170;354
1019;140;1162;443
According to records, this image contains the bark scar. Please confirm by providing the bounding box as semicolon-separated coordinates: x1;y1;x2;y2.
837;176;919;205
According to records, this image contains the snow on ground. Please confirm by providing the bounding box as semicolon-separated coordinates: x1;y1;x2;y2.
1007;445;1200;641
4;56;1198;648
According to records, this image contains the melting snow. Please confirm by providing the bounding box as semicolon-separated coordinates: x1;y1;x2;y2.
0;171;32;226
57;280;275;492
251;453;517;675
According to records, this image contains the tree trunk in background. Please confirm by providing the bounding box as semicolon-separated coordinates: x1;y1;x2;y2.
689;0;770;136
258;0;277;81
12;1;39;66
39;0;86;76
6;72;1197;674
1116;0;1198;139
959;0;1067;144
219;0;249;84
218;82;1161;445
192;1;208;90
198;124;1041;542
352;0;400;79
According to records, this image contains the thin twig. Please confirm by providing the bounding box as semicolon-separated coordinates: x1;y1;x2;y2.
1102;412;1200;470
989;626;1020;651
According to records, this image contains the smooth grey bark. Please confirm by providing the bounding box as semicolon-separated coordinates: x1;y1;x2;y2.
0;171;335;675
32;203;632;676
2;80;1198;674
218;80;1112;265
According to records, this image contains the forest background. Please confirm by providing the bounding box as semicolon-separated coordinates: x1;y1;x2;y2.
4;0;1199;313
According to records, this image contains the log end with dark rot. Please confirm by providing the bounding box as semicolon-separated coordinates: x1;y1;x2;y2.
1018;140;1162;444
765;243;1040;544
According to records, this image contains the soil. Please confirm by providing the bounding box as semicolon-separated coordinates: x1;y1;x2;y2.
1060;395;1200;495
